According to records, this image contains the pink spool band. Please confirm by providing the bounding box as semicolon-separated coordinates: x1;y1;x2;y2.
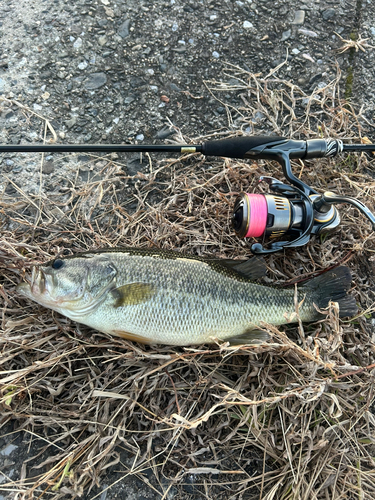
245;193;268;238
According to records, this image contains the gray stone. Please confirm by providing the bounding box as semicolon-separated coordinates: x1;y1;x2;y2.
155;128;175;139
84;72;107;90
292;10;305;24
0;444;18;456
169;83;181;92
322;8;336;21
65;117;77;129
282;30;292;41
118;19;131;38
42;160;54;174
243;21;254;29
73;37;83;49
298;28;318;38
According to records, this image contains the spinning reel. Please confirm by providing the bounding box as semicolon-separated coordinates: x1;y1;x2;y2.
231;137;375;254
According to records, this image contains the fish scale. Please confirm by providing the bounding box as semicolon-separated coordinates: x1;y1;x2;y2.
17;248;357;346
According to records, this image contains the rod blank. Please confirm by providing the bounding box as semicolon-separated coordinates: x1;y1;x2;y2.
0;144;201;154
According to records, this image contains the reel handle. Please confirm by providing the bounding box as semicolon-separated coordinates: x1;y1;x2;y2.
313;192;375;230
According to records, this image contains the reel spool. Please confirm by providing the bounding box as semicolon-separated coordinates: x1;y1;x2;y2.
232;192;304;239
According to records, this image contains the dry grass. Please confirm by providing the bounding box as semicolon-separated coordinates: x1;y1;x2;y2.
1;65;375;499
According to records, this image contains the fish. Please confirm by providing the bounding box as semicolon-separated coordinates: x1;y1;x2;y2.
16;247;357;346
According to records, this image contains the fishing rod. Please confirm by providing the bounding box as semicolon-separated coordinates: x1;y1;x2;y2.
2;135;375;254
2;135;375;156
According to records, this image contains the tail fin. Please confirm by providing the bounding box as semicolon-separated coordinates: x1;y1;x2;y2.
303;266;357;318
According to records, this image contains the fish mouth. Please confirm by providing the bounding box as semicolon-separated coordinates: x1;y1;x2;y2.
30;267;48;296
27;266;49;297
17;267;54;304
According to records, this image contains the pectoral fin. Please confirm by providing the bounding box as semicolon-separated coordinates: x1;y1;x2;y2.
111;282;156;307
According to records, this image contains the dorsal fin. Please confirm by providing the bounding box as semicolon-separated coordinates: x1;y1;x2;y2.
213;256;267;281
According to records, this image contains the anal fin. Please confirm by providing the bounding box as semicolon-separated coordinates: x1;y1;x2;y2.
111;329;152;344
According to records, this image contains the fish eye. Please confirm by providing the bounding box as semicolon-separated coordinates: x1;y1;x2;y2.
51;259;65;270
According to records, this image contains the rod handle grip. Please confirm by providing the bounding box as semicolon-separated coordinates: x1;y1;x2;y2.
201;136;286;159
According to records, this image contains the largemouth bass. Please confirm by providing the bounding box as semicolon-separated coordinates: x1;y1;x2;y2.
17;248;357;346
